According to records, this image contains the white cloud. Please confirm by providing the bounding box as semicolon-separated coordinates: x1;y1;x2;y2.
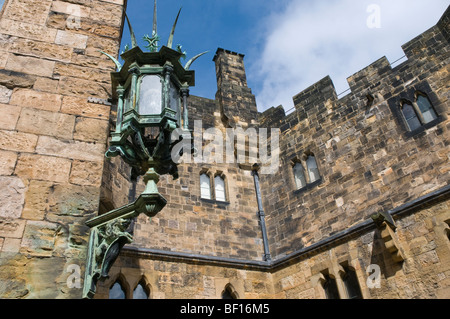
250;0;449;112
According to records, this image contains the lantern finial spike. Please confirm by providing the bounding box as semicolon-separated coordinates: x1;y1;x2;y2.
185;51;209;70
124;13;138;48
167;7;182;49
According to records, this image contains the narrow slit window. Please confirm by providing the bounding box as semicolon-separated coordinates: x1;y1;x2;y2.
401;102;422;131
200;174;211;200
214;175;226;202
342;267;363;299
293;162;307;189
322;274;340;299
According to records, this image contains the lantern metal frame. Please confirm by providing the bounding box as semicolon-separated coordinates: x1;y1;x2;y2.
82;3;207;299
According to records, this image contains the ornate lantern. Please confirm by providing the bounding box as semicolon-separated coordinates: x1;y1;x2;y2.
82;3;207;299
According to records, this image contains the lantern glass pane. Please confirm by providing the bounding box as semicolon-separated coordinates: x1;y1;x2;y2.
139;75;162;115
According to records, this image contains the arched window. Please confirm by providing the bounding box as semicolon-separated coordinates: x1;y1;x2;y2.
400;93;438;132
109;281;126;299
293;162;307;190
133;280;150;299
214;175;226;202
401;101;421;132
306;155;320;183
341;266;363;299
416;94;437;124
200;173;212;200
322;274;340;299
221;284;238;299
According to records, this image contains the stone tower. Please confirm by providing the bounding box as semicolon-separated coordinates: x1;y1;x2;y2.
0;0;125;298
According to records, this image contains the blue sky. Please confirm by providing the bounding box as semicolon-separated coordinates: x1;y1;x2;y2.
121;0;448;112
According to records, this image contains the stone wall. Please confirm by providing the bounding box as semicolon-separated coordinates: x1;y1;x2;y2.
95;7;450;299
0;0;125;298
258;10;450;259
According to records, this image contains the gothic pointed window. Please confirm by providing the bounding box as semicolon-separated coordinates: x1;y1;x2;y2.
109;281;126;299
416;94;437;124
133;280;150;299
222;284;238;299
306;155;320;183
200;173;212;200
214;175;226;202
293;162;307;190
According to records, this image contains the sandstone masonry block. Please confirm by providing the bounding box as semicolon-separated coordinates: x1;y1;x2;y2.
0;130;38;153
0;176;26;219
61;95;110;119
10;89;62;112
58;76;110;99
20;220;61;257
5;54;55;77
0;150;18;176
0;218;26;239
55;30;88;50
4;0;52;26
0;85;13;103
9;38;73;63
0;18;57;43
69;160;103;187
21;180;54;221
0;103;21;130
15;154;72;183
36;135;105;162
16;108;75;139
33;77;59;93
74;117;109;142
51;1;91;17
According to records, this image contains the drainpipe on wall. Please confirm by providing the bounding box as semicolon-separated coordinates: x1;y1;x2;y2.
252;170;272;262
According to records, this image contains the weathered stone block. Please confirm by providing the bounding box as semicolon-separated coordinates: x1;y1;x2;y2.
21;180;54;221
55;30;88;49
0;150;18;176
89;1;123;27
61;95;110;119
10;89;62;112
15;154;71;183
58;76;110;99
0;69;36;90
20;220;61;257
70;160;103;187
0;130;38;153
0;176;26;219
51;1;91;18
33;77;59;93
5;54;55;77
54;62;109;83
0;85;13;103
0;18;57;43
61;96;110;120
3;0;52;26
46;184;101;223
73;117;109;143
0;103;21;130
9;38;73;63
16;108;75;139
0;218;26;239
36;135;105;162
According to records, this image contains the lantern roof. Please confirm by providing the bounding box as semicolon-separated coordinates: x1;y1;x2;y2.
102;0;207;99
